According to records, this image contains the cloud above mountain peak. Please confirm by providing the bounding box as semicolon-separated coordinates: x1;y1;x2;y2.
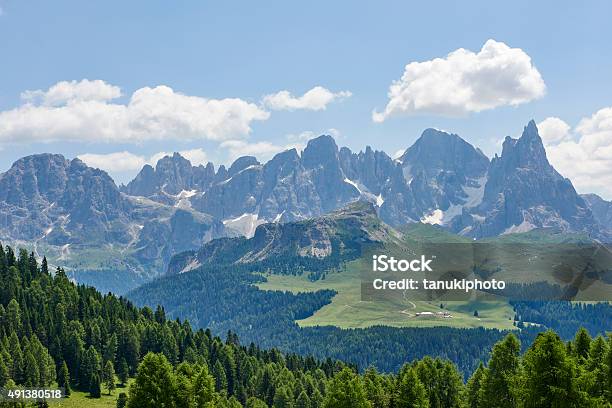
262;86;351;111
0;80;270;144
541;107;612;198
373;39;546;121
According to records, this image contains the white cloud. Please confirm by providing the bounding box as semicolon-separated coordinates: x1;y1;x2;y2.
78;151;147;173
78;147;209;175
262;86;351;111
373;39;546;121
286;128;341;142
0;80;270;144
21;79;121;106
177;148;209;166
220;140;304;163
537;117;571;144
544;107;612;198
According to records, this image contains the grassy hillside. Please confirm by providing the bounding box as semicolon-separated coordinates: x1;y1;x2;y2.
257;261;516;330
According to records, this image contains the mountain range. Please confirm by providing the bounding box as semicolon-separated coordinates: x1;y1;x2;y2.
1;120;610;293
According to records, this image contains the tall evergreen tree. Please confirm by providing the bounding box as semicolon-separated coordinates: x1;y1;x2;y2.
103;360;117;395
57;360;71;397
574;327;592;361
213;360;228;392
465;362;484;408
396;366;428;408
127;353;176;408
323;368;371;408
272;385;293;408
118;358;129;386
193;364;215;407
479;334;521;408
90;373;102;398
23;350;39;387
523;331;589;407
296;390;311;408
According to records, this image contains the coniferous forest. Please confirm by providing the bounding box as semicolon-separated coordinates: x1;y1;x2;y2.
0;243;611;407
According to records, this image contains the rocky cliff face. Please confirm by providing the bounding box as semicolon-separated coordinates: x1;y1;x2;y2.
451;121;599;237
582;194;612;234
190;135;362;232
400;128;490;215
167;201;401;275
0;154;130;244
0;153;226;292
123;153;217;205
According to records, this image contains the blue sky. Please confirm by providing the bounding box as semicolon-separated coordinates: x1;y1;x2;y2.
1;1;612;196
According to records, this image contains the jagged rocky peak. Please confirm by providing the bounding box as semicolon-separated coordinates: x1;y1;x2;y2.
152;152;196;194
396;128;489;221
302;134;339;168
228;156;260;176
458;120;599;238
495;120;551;173
124;151;220;197
0;153;70;207
400;128;489;178
0;153;131;244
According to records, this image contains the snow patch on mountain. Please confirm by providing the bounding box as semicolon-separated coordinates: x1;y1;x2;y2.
223;213;264;238
421;209;444;225
344;178;385;207
175;189;198;209
420;203;463;226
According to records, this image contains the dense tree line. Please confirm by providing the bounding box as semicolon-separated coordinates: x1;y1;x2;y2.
129;262;611;375
124;327;611;407
0;242;610;407
0;243;347;406
129;262;508;374
511;301;612;340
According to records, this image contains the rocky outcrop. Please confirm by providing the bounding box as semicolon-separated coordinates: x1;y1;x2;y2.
452;121;599;237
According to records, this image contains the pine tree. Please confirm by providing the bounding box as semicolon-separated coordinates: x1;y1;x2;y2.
363;366;387;408
6;299;22;336
57;361;71;397
296;390;311;408
323;368;371;408
104;334;118;365
247;397;269;408
103;360;116;395
193;364;215;407
80;345;101;388
90;373;102;398
41;256;48;275
605;335;612;404
523;331;589;407
479;333;521;407
118;358;129;386
272;385;293;408
574;327;592;361
213;360;228;392
23;350;40;387
127;353;176;408
465;362;484;408
0;357;9;387
396;366;428;408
